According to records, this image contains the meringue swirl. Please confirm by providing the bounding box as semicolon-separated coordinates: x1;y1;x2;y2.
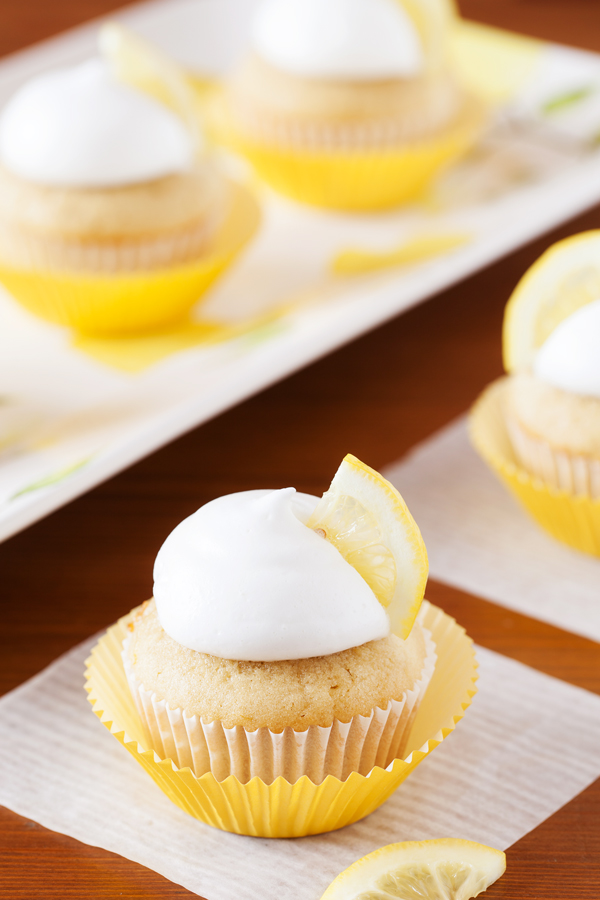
0;58;194;188
153;488;390;661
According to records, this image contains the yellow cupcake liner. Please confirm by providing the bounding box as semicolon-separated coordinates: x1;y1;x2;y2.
0;180;260;337
85;601;477;838
215;99;485;212
470;377;600;556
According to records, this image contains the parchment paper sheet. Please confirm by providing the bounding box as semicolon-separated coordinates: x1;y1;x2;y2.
385;418;600;643
1;635;599;900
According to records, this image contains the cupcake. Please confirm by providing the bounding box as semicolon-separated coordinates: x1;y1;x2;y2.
0;54;259;335
0;58;224;272
123;459;434;784
505;300;600;497
470;230;600;554
87;454;478;836
216;0;484;210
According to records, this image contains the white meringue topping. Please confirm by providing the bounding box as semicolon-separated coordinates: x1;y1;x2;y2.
534;297;600;398
0;58;195;188
252;0;424;81
153;488;390;661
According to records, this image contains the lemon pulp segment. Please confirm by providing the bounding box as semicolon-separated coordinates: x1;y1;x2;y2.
308;454;428;639
310;491;397;607
321;838;506;900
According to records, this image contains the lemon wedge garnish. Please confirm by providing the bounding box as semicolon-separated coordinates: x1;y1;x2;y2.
503;230;600;372
98;22;201;149
307;454;428;640
321;839;506;900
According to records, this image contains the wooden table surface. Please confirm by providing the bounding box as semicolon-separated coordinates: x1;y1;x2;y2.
2;1;600;897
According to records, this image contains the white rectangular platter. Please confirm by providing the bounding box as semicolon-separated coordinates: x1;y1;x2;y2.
2;0;600;542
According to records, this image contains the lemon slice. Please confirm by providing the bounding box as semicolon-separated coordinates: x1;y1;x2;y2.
98;22;201;148
401;0;457;73
503;230;600;373
307;454;428;640
321;839;506;900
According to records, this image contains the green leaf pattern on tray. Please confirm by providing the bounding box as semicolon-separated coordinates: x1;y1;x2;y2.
541;85;595;115
11;456;94;500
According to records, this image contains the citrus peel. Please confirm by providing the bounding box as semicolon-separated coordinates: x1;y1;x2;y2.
320;838;506;900
308;454;428;639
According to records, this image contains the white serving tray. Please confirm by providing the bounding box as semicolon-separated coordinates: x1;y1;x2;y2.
2;0;600;543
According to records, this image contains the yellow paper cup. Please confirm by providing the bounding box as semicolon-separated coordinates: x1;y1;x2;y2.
213;98;485;212
85;600;477;838
0;180;260;337
470;377;600;556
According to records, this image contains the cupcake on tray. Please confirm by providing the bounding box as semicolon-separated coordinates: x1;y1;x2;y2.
215;0;484;210
0;29;259;336
86;455;478;837
471;230;600;555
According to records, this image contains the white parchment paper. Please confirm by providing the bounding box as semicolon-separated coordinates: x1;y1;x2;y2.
385;418;600;643
1;636;599;900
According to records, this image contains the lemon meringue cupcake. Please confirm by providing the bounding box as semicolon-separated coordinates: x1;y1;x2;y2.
0;59;225;273
217;0;483;209
470;232;600;554
86;455;481;836
0;56;260;335
506;299;600;498
123;456;435;785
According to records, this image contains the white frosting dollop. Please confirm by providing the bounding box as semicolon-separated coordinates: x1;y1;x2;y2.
534;297;600;398
153;488;390;661
252;0;423;81
0;58;194;188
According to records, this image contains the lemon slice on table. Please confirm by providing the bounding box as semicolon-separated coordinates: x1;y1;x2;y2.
98;22;201;147
503;230;600;373
307;454;428;640
321;839;506;900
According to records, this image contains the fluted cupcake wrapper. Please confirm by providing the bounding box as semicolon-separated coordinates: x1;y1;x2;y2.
470;377;600;557
0;213;223;275
506;414;600;499
225;94;464;151
122;628;436;785
211;93;485;211
0;180;260;337
85;601;477;837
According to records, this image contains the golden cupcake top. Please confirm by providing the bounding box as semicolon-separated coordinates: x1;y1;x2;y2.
0;164;224;240
128;598;427;730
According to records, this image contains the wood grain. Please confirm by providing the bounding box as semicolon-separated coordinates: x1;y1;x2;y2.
1;1;600;898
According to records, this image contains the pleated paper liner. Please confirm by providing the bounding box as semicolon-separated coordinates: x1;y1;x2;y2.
85;601;477;838
211;96;485;212
506;414;600;500
470;377;600;556
0;180;260;337
121;626;437;784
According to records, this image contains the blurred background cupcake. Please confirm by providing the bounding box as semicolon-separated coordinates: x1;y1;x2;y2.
216;0;485;210
471;231;600;555
506;299;600;498
0;32;260;336
0;57;225;274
